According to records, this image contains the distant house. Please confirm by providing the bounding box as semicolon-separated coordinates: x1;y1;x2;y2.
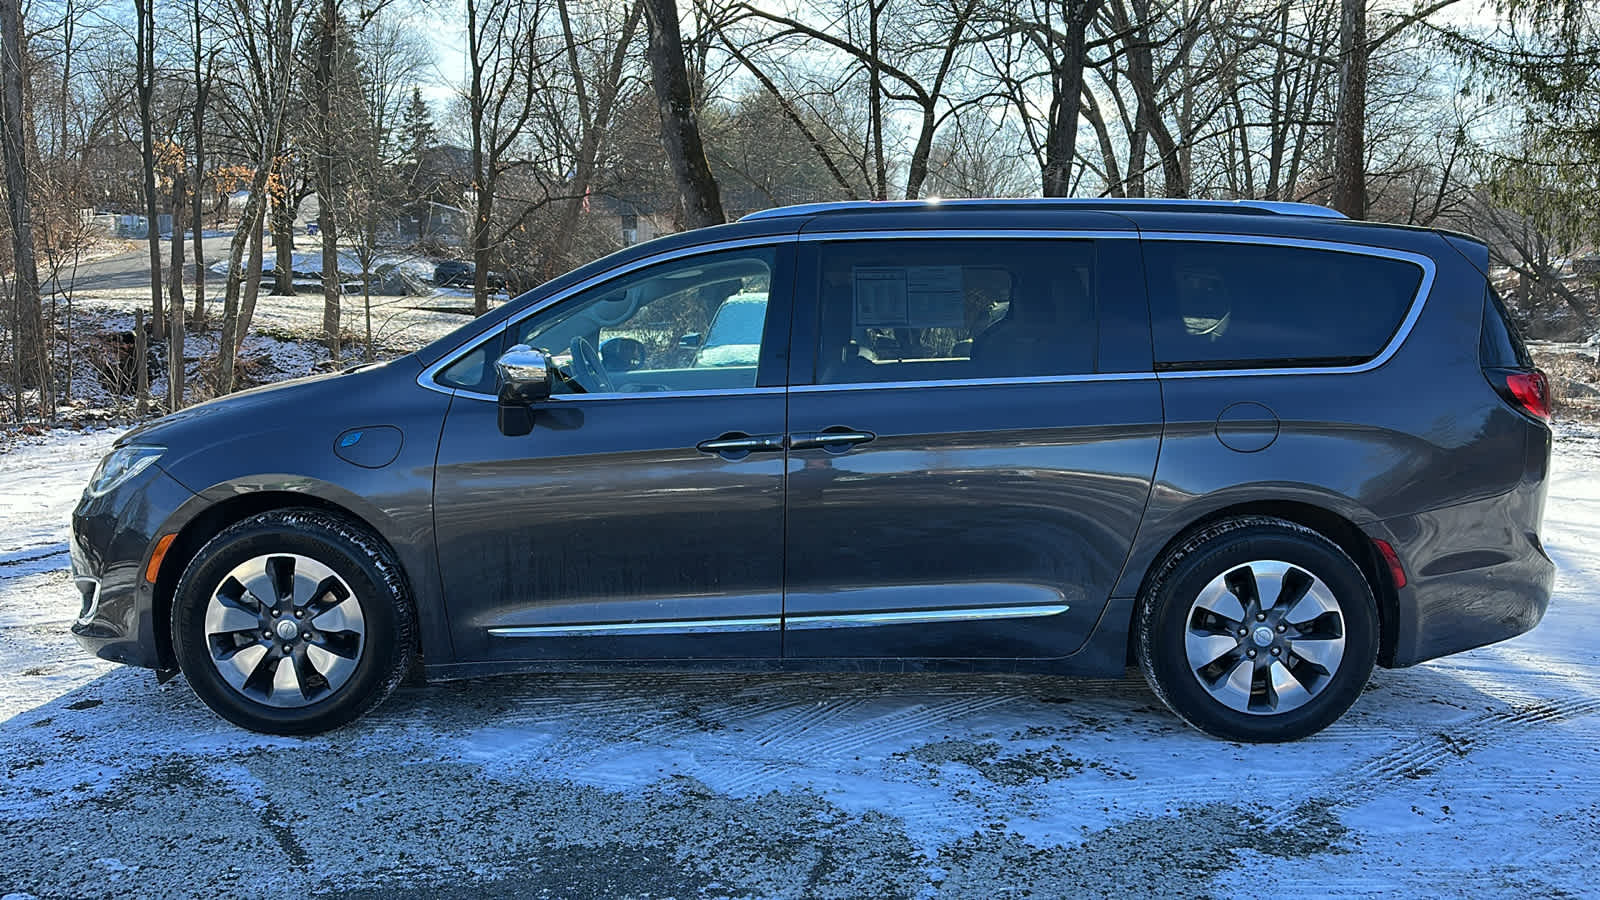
586;195;674;248
225;190;252;217
107;213;172;239
381;201;470;248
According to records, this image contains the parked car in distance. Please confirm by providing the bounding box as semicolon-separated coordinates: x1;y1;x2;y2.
683;292;768;368
70;198;1553;742
433;259;506;289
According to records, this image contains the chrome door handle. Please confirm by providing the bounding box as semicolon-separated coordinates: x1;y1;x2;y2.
696;433;786;455
790;429;876;452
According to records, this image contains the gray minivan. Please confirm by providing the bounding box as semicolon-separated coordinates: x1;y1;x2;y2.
70;199;1554;742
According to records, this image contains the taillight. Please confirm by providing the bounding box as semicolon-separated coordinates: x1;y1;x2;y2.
1503;370;1551;423
1372;538;1407;589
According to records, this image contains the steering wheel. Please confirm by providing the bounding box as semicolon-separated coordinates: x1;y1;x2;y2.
569;336;615;394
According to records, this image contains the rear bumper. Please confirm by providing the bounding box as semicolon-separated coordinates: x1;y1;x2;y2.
1368;477;1553;667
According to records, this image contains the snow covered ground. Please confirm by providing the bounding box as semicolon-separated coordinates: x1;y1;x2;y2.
70;286;482;356
1;428;1598;897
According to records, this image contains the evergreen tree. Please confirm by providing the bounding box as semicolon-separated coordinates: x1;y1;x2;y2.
398;87;435;198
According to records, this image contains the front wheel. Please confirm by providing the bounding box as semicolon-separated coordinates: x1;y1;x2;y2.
1136;516;1378;742
170;509;417;735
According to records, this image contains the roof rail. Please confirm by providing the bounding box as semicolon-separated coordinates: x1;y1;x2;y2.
738;197;1347;222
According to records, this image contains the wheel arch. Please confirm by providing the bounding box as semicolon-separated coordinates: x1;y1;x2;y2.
149;487;427;671
1127;499;1401;668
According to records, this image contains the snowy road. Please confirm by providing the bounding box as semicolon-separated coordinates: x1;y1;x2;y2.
2;429;1597;898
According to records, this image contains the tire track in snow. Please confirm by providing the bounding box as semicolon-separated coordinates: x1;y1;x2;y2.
1261;695;1600;829
801;694;1019;758
749;696;869;749
0;543;67;567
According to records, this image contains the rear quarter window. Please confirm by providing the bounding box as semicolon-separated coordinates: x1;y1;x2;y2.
1144;241;1424;369
1481;287;1534;369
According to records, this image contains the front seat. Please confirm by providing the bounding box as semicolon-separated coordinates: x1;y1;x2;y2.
971;274;1096;377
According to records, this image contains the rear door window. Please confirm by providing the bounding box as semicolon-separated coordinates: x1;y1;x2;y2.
1143;241;1424;369
810;239;1100;384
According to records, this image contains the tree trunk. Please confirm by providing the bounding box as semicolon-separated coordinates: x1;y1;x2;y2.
134;309;147;416
472;188;492;317
135;0;165;340
0;0;48;416
315;0;341;358
271;195;296;295
168;166;186;411
548;0;643;277
191;85;207;326
1040;0;1103;197
238;205;265;348
1332;0;1367;218
868;0;886;200
218;171;269;394
1124;0;1185;197
466;0;490;316
641;0;724;228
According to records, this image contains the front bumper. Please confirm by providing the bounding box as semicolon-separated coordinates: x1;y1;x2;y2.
69;464;198;670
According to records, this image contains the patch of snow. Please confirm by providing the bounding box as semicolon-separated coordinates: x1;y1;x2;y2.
0;429;1597;894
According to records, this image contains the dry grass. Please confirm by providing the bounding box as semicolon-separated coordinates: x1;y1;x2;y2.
1532;344;1600;421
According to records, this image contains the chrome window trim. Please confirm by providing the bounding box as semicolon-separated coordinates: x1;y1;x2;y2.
800;228;1136;242
738;198;1346;221
790;373;1151;393
1138;232;1436;379
421;228;1437;401
784;604;1070;631
490;616;781;638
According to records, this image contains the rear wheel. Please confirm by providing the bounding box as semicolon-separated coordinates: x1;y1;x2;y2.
171;509;416;734
1136;516;1378;742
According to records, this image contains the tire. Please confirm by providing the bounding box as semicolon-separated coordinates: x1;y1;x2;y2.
170;509;417;735
1136;516;1378;742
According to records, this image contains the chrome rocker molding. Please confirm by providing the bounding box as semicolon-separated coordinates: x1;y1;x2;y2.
488;603;1071;638
420;230;1434;402
782;604;1070;631
489;617;781;638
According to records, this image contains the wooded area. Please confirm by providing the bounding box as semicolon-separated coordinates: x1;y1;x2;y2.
0;0;1595;422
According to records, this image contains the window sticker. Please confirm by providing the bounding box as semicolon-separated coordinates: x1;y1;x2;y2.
905;266;964;328
853;267;908;326
853;265;965;328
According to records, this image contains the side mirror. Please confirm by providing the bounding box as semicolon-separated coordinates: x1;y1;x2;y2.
495;344;554;436
678;332;703;350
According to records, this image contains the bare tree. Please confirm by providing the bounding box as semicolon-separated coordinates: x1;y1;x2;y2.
135;0;166;340
189;0;220;328
545;0;644;274
214;0;307;392
0;0;48;418
313;0;343;357
464;0;541;315
643;0;724;226
723;0;983;200
167;153;186;410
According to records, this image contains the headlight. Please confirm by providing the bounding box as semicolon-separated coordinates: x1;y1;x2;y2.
86;445;164;497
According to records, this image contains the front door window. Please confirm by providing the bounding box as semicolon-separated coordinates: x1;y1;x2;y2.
513;248;778;395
